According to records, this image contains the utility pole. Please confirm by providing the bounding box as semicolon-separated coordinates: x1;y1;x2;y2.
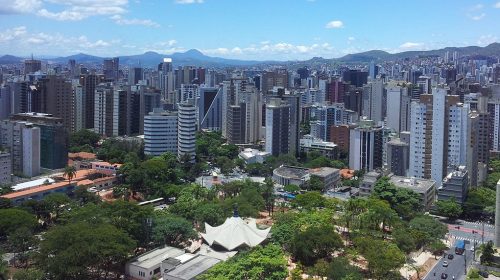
464;249;467;275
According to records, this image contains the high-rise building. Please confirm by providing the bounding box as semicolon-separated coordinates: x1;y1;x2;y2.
103;57;119;81
261;70;288;93
326;79;347;103
94;85;129;137
0;152;11;184
330;125;351;154
349;118;383;171
128;67;143;85
177;101;196;161
342;69;368;88
265;98;290;156
72;81;84;131
144;109;178;156
226;104;246;144
0;86;11;120
22;125;40;177
495;180;500;246
24;58;42;74
362;79;384;124
198;87;222;132
8;81;30;114
34;75;75;131
386;84;411;133
10;113;69;170
438;166;469;204
387;138;409;176
0;120;40;177
80;74;105;129
409;87;473;185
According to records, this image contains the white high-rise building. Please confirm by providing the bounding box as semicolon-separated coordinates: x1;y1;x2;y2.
362;79;384;124
409;87;471;185
177;101;196;161
386;84;411;133
72;81;84;131
22;125;40;177
144;109;178;156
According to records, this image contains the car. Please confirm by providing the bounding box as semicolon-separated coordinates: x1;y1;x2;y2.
447;254;454;260
478;271;489;278
441;273;448;279
442;261;449;267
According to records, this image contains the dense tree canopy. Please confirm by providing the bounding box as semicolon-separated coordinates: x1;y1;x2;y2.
69;129;101;153
198;244;288;280
371;177;422;220
291;224;343;265
436;198;463;220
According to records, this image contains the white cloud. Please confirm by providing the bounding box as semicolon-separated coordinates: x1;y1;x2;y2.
469;13;485;20
0;26;118;55
201;41;336;59
477;35;498;46
175;0;203;4
399;42;424;49
495;2;500;8
110;15;160;27
0;0;42;14
0;26;27;43
325;20;343;29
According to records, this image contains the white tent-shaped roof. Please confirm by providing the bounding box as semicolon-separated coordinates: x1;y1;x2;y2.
201;217;271;251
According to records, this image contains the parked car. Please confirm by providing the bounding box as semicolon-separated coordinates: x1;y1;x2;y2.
442;261;449;267
447;254;454;260
478;271;489;278
441;273;448;279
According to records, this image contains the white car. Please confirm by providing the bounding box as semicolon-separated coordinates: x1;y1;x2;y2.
442;261;449;267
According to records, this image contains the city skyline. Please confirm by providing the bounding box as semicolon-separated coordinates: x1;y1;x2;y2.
1;0;500;60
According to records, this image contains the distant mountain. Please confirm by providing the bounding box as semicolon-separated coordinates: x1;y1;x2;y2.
1;43;499;66
0;55;24;64
47;49;265;67
336;43;500;63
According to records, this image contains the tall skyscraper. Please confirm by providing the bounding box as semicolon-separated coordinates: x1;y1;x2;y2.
80;74;104;129
103;57;119;81
128;67;143;85
34;75;75;131
362;79;384;124
10;113;68;170
409;87;473;185
386;84;411;133
144;109;178;156
261;70;288;93
387;138;409;176
24;58;42;74
265;98;290;156
0;85;11;120
177;101;196;161
342;69;368;88
349;118;383;171
94;84;129;136
198;87;222;131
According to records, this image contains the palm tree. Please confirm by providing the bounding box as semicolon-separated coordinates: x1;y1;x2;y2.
63;165;77;185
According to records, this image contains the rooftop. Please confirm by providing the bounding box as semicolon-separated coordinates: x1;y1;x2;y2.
128;246;184;269
389;176;436;194
273;166;309;180
309;167;339;177
164;254;221;280
12;178;55;191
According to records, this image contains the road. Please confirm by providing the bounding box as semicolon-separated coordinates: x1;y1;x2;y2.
423;240;474;280
423;218;495;280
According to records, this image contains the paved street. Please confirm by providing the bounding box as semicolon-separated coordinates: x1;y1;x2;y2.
423;240;474;280
446;220;495;245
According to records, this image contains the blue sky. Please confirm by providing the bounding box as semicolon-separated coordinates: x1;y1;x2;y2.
0;0;499;60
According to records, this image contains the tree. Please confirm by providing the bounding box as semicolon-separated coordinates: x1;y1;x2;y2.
480;241;496;265
63;165;77;185
326;257;363;280
291;224;343;266
284;184;301;194
8;227;38;268
12;268;44;280
355;238;406;279
408;215;447;248
292;191;327;210
0;209;37;237
198;244;287;280
44;193;72;223
463;187;496;220
261;178;275;215
0;251;8;280
371;177;422;220
37;221;136;280
393;226;417;254
69;129;100;152
193;202;225;229
308;175;325;192
151;213;197;247
436;198;463;220
427;240;447;260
